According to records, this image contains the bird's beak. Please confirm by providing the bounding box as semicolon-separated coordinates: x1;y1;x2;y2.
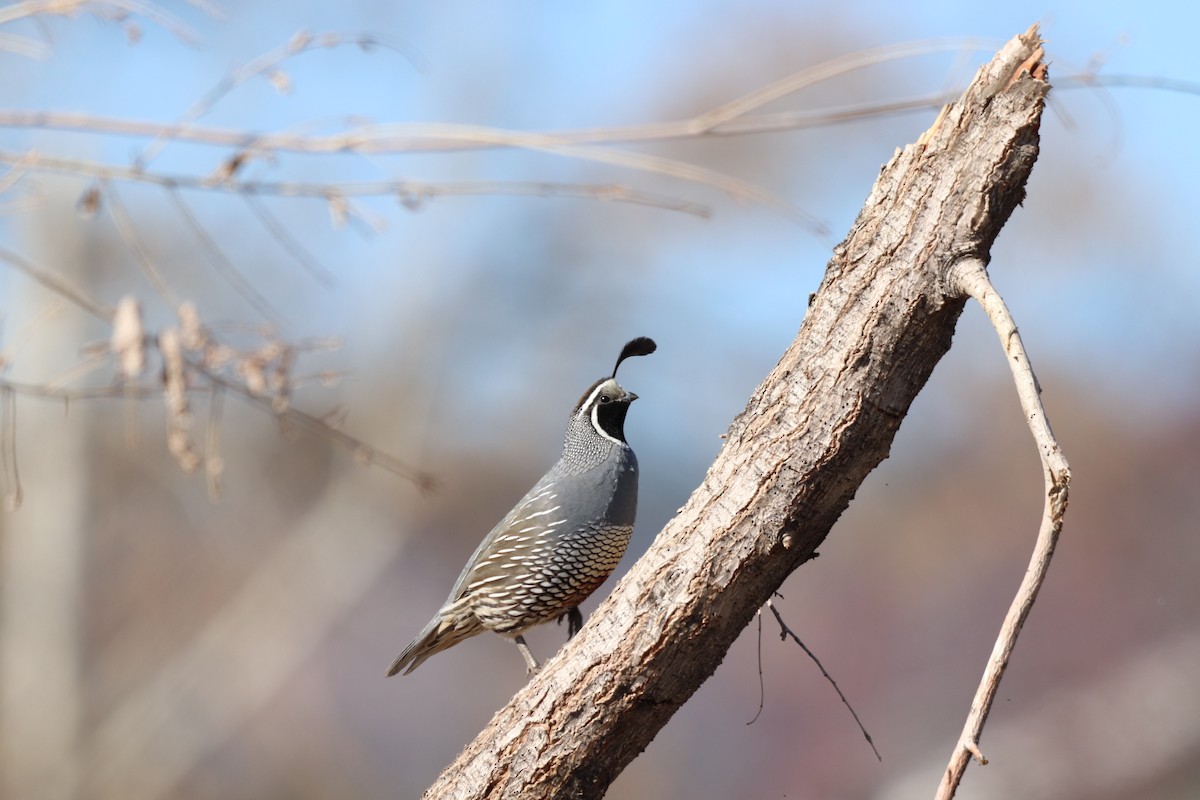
627;392;638;402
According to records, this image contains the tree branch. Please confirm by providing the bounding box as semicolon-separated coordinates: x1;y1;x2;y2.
765;598;881;762
936;256;1071;798
423;24;1051;800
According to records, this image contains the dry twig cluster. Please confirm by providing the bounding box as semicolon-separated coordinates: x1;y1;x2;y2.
0;7;1008;505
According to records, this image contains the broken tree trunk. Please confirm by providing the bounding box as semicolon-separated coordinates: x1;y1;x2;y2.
425;25;1051;800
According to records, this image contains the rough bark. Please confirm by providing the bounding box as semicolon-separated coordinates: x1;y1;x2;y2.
425;26;1050;800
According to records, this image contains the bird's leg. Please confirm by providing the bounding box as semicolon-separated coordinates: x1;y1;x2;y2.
556;606;584;639
515;635;540;674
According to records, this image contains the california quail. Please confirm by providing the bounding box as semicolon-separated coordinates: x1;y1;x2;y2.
387;337;656;676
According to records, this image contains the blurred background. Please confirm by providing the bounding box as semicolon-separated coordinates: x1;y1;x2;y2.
1;2;1198;799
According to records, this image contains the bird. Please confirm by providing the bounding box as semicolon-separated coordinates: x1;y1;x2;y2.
387;337;656;676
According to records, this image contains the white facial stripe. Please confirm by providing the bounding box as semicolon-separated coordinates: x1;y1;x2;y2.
591;401;623;445
579;381;613;414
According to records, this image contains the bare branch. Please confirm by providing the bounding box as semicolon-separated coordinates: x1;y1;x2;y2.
936;255;1071;799
0;378;160;402
0;301;66;368
0;148;714;216
0;369;430;487
134;30;424;168
44;349;110;393
165;188;288;326
103;182;183;309
0;37;1003;242
746;609;766;726
0;245;114;320
0;102;922;151
242;193;334;287
0;0;202;47
0;286;432;495
765;598;881;762
694;37;999;131
0;38;996;152
292;124;820;228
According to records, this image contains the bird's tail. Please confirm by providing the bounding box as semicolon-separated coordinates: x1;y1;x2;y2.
386;603;484;676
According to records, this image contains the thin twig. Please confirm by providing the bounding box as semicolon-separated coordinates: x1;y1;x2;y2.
91;0;200;44
2;71;1190;163
0;39;1000;152
135;30;423;168
242;193;335;287
165;187;288;326
746;607;766;725
0;149;713;215
44;350;112;393
195;362;433;489
0;100;942;151
103;181;183;309
0;0;198;42
0;366;429;488
0;377;159;401
766;598;881;761
251;124;821;230
0;0;86;26
694;38;997;131
0;300;66;367
937;257;1071;799
0;245;114;320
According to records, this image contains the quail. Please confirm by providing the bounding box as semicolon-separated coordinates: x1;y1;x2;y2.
387;337;656;676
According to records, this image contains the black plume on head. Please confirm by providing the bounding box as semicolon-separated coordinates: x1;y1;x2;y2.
612;336;657;378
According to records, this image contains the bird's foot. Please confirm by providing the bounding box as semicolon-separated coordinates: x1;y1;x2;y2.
556;606;584;638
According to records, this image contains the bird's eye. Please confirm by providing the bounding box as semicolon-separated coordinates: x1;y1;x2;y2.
599;394;612;404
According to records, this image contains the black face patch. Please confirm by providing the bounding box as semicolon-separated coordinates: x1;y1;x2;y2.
594;397;632;443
